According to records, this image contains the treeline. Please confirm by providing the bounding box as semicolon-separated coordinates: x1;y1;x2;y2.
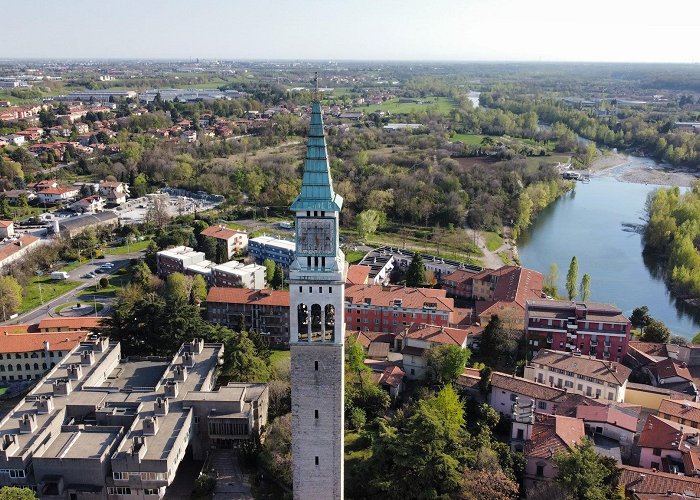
644;184;700;297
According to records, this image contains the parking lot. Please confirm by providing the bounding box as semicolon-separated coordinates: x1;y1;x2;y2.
116;194;222;224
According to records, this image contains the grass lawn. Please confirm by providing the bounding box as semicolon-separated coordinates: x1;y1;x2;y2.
78;266;134;297
104;238;152;255
450;133;485;145
226;222;247;230
344;250;365;264
60;261;85;272
269;350;290;368
21;278;82;314
353;96;456;115
0;387;7;396
484;231;504;252
524;154;571;172
366;228;483;265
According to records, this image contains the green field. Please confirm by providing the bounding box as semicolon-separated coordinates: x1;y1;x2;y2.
104;238;152;255
344;250;365;264
450;133;485;145
269;350;291;368
484;231;504;252
21;277;82;313
353;97;456;115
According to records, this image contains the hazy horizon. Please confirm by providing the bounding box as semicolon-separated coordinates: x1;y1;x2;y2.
3;0;699;63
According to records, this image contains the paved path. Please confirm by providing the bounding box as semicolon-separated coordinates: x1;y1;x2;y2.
210;449;253;500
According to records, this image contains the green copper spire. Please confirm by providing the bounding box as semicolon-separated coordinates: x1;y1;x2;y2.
290;101;343;212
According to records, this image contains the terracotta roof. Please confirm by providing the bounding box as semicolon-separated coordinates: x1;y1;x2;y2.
638;414;700;451
443;268;480;285
655;358;693;382
346;265;371;285
200;225;245;241
0;220;12;228
628;341;672;359
575;405;638;432
525;414;585;459
0;234;40;262
401;345;425;357
530;349;631;386
403;323;469;347
0;324;32;335
379;365;404;388
684;450;700;474
345;284;454;312
367;341;390;358
659;399;700;424
549;393;607;417
207;287;290;307
490;371;566;401
38;187;77;195
457;367;482;389
527;299;629;323
451;307;474;326
618;465;700;496
0;331;87;354
37;317;107;331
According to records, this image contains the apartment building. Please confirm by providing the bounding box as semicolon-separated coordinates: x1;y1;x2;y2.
211;261;265;289
524;349;631;403
525;300;632;361
200;225;248;260
0;337;268;499
248;235;295;268
156;246;206;277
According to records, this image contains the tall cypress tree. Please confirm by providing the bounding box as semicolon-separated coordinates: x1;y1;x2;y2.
406;253;426;287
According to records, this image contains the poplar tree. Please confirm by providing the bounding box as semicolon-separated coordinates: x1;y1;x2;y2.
566;256;578;300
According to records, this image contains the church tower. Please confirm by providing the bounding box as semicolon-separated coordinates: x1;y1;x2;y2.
289;99;345;500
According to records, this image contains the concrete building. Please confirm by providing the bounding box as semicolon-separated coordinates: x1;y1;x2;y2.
56;90;137;101
211;261;265;289
0;220;15;239
524;349;631;403
57;212;118;238
98;181;130;205
0;336;268;498
288;100;345;500
0;234;41;268
207;288;290;345
156;246;206;277
200;225;248;259
248;235;296;269
525;300;632;361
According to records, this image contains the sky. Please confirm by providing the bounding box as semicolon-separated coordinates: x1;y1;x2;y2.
3;0;700;63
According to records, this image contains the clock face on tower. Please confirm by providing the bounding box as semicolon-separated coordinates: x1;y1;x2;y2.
297;218;335;256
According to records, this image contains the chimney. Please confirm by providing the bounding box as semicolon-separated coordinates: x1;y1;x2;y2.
131;435;146;456
53;378;72;396
18;413;37;434
174;365;188;381
142;416;159;436
182;352;195;368
154;397;169;416
81;350;95;366
43;340;50;355
36;395;54;415
186;338;204;355
164;380;179;398
67;364;82;380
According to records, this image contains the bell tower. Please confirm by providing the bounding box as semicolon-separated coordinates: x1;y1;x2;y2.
289;95;345;500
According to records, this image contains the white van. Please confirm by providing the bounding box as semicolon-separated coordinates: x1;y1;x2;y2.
50;271;70;280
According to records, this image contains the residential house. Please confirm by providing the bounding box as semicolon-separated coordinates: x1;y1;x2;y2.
396;323;470;379
346;265;371;285
27;179;58;192
207;287;290;345
0;234;41;268
180;130;197;143
0;190;35;205
70;195;104;213
0;220;14;239
575;405;637;448
618;466;700;497
659;399;700;429
37;187;79;204
200;225;248;259
525;300;632;361
524;349;631;402
98;180;130;204
441;267;481;299
638;414;700;471
490;372;566;416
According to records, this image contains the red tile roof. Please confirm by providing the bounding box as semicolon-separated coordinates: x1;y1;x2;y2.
200;225;245;241
443;268;480;285
0;220;13;228
37;317;107;331
345;284;454;312
575;405;638;432
658;399;700;424
346;265;371;285
38;187;77;195
618;465;700;496
403;323;469;346
525;414;585;459
0;331;87;354
638;414;699;451
207;287;290;307
0;234;40;262
344;330;395;349
490;371;566;401
379;365;404;388
530;350;631;386
655;358;693;382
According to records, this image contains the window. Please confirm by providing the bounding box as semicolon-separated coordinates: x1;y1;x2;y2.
536;464;544;477
144;489;158;496
315;410;319;419
319;287;322;293
537;401;547;410
329;287;332;293
194;416;200;424
651;461;660;470
315;456;319;466
113;472;128;480
653;448;662;456
314;361;319;371
299;286;302;293
510;394;517;402
107;487;132;495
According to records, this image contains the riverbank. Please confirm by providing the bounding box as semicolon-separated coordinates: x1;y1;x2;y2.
590;151;699;187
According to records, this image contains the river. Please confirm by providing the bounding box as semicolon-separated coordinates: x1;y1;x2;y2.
518;162;700;339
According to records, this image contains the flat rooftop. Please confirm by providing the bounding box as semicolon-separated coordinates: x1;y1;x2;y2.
40;429;118;459
103;359;170;390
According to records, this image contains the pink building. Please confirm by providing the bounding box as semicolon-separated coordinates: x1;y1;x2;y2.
525;300;632;362
638;414;700;471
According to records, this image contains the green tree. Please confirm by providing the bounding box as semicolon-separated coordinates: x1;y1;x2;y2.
543;262;559;298
356;209;384;239
131;260;152;289
165;272;191;305
554;438;623;500
144;241;159;272
262;258;276;284
351;407;367;431
271;263;284;290
425;344;471;385
0;275;23;321
215;330;270;382
641;318;671;343
580;273;591;302
461;469;519;500
566;256;579;300
692;332;700;345
345;336;368;374
0;196;11;218
480;315;517;368
259;414;292;488
190;274;208;304
405;253;426;287
630;306;651;331
0;487;38;500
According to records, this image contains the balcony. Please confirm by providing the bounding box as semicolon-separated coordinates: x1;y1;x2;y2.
546;337;553;344
590;340;598;347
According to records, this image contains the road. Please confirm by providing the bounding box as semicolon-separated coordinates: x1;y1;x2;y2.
3;251;143;327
